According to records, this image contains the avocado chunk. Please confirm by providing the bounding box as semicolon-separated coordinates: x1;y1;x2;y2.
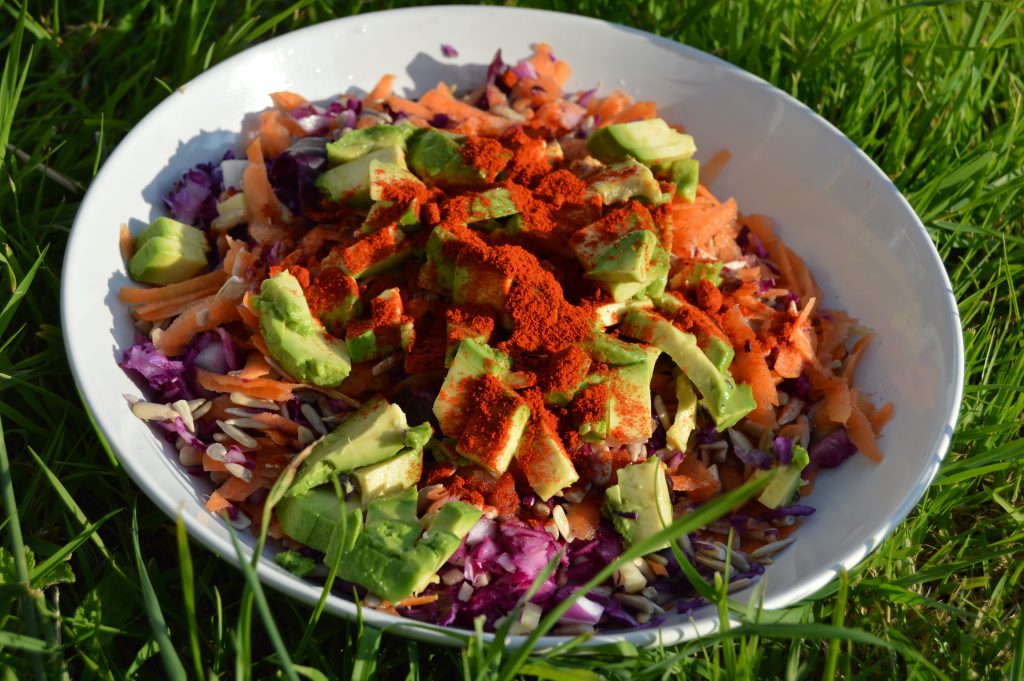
593;299;655;327
420;223;462;293
542;345;594;406
584;329;648;365
326;123;417;165
273;550;317;577
587;118;697;166
619;309;755;429
445;306;496;367
516;417;579;501
352;446;425;506
128;217;210;285
316;145;406;206
451;257;514;316
752;445;810;509
339;488;483;602
455;375;531;476
360;198;421;236
655;157;700;203
433;338;513;437
287;396;410;497
311;268;362;331
588;230;658;284
584;159;664;206
665;373;698;453
254;271;352;387
276;487;363;554
705;336;735;373
604;457;673;551
467;187;519;223
334;224;413;280
344;288;414;363
407;129;498;187
578;344;661;444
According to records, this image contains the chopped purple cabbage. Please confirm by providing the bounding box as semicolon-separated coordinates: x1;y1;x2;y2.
809;427;857;468
164;155;227;228
121;339;195;401
734;447;774;470
267;137;327;216
440;43;458;58
760;504;816;520
773;436;793;465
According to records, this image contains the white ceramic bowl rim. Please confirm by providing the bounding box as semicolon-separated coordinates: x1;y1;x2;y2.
62;5;964;649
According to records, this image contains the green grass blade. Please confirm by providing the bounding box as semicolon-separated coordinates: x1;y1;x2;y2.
28;507;118;587
130;507;187;681
176;513;204;680
350;625;382;681
0;245;47;340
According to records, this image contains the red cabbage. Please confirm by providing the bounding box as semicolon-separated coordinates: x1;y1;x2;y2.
440;43;458;58
773;436;793;465
734;446;774;470
554;587;604;625
121;339;195;401
809;427;857;468
267;137;327;216
164;154;228;228
158;416;205;449
760;504;816;520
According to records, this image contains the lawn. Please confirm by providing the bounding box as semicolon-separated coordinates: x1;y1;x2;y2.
1;1;1022;679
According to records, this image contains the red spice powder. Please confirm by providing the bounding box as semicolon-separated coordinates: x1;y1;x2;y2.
499;127;551;186
533;169;586;208
503;182;556;233
422;201;442;227
457;374;525;471
305;267;357;316
267;264;311;290
459;137;510;182
423;461;457;487
570;382;609;427
695;279;724;314
538;345;591;395
339;226;402;275
446;305;496;341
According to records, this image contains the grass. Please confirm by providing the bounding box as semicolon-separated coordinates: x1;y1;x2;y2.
1;0;1022;678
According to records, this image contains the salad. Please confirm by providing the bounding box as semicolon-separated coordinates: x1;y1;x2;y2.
118;44;892;635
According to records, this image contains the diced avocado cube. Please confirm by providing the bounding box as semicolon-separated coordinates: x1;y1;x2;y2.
336;224;412;280
604;457;673;551
593;299;655;327
288;396;409;497
326;123;417;165
369;161;426;203
604;344;661;444
352;447;424;506
445;307;496;367
679;260;724;287
312;269;362;330
420;224;465;293
570;206;653;271
316;145;406;206
276;487;363;554
584;329;649;366
455;376;530;476
665;373;698;452
407;129;490;187
433;338;512;437
704;336;735;373
642;245;671;300
515;418;579;501
128;236;209;285
584;159;664;206
254;271;351;387
652;291;685;316
752;445;811;509
451;259;513;315
467;187;519;223
619;309;755;429
542;345;594;406
361;199;421;236
273;550;317;577
216;192;247;216
339;489;482;602
404;422;433;451
656;157;700;203
588;230;658;284
345;322;378;363
587;118;697;166
134;216;207;250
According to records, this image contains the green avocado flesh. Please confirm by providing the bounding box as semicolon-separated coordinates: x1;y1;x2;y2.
276;488;363;554
287;395;411;497
339;488;482;602
254;271;351;387
587;118;697;165
128;217;210;285
604;457;673;551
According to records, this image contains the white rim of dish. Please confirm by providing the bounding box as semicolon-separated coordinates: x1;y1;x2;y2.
61;5;965;649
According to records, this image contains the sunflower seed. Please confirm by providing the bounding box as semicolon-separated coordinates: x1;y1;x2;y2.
552;505;572;543
363;594;382;608
217;420;257;448
123;393;142;404
300;403;327;435
614;593;655;615
195;308;210;326
212;433;231;443
750;537;796;558
614;561;647;593
297;425;316;446
544;521;559;541
229;392;278;410
216;275;246;301
474;573;491;588
225;462;253;482
225;417;271;430
206;443;227;461
626;442;644;462
171;399;195;432
224;407;258;418
441;568;464;586
130;401;178;421
371;354;399;376
457;582;474;602
229;511;251;530
192;401;213;419
695;554;735;576
641;586;659;599
554;623;595;636
778;397;804;425
178;446;202;467
520;602;542;631
727;577;755;593
633;557;656;581
647;553;669;566
653;394;671;430
589;585;612;596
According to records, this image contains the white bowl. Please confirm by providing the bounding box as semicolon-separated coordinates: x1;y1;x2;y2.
61;6;964;648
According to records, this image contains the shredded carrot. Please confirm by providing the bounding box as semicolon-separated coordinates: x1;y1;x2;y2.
119;269;228;304
395;594;439;608
419;87;508;136
152;295;242;357
131;283;225;321
646;558;669;577
270;91;309;111
671;455;721;503
203;454;227;473
196;367;299;402
842;334;875;381
363;74;396;110
671;197;738;256
846;401;884;462
237;352;273;379
206;491;231;513
773;345;805;379
243;139;291;244
258;110;294;158
385;94;434;120
869;401;895;434
823;376;853;423
215;474;269;502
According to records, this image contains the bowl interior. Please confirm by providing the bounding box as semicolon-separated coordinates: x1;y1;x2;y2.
62;6;963;648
